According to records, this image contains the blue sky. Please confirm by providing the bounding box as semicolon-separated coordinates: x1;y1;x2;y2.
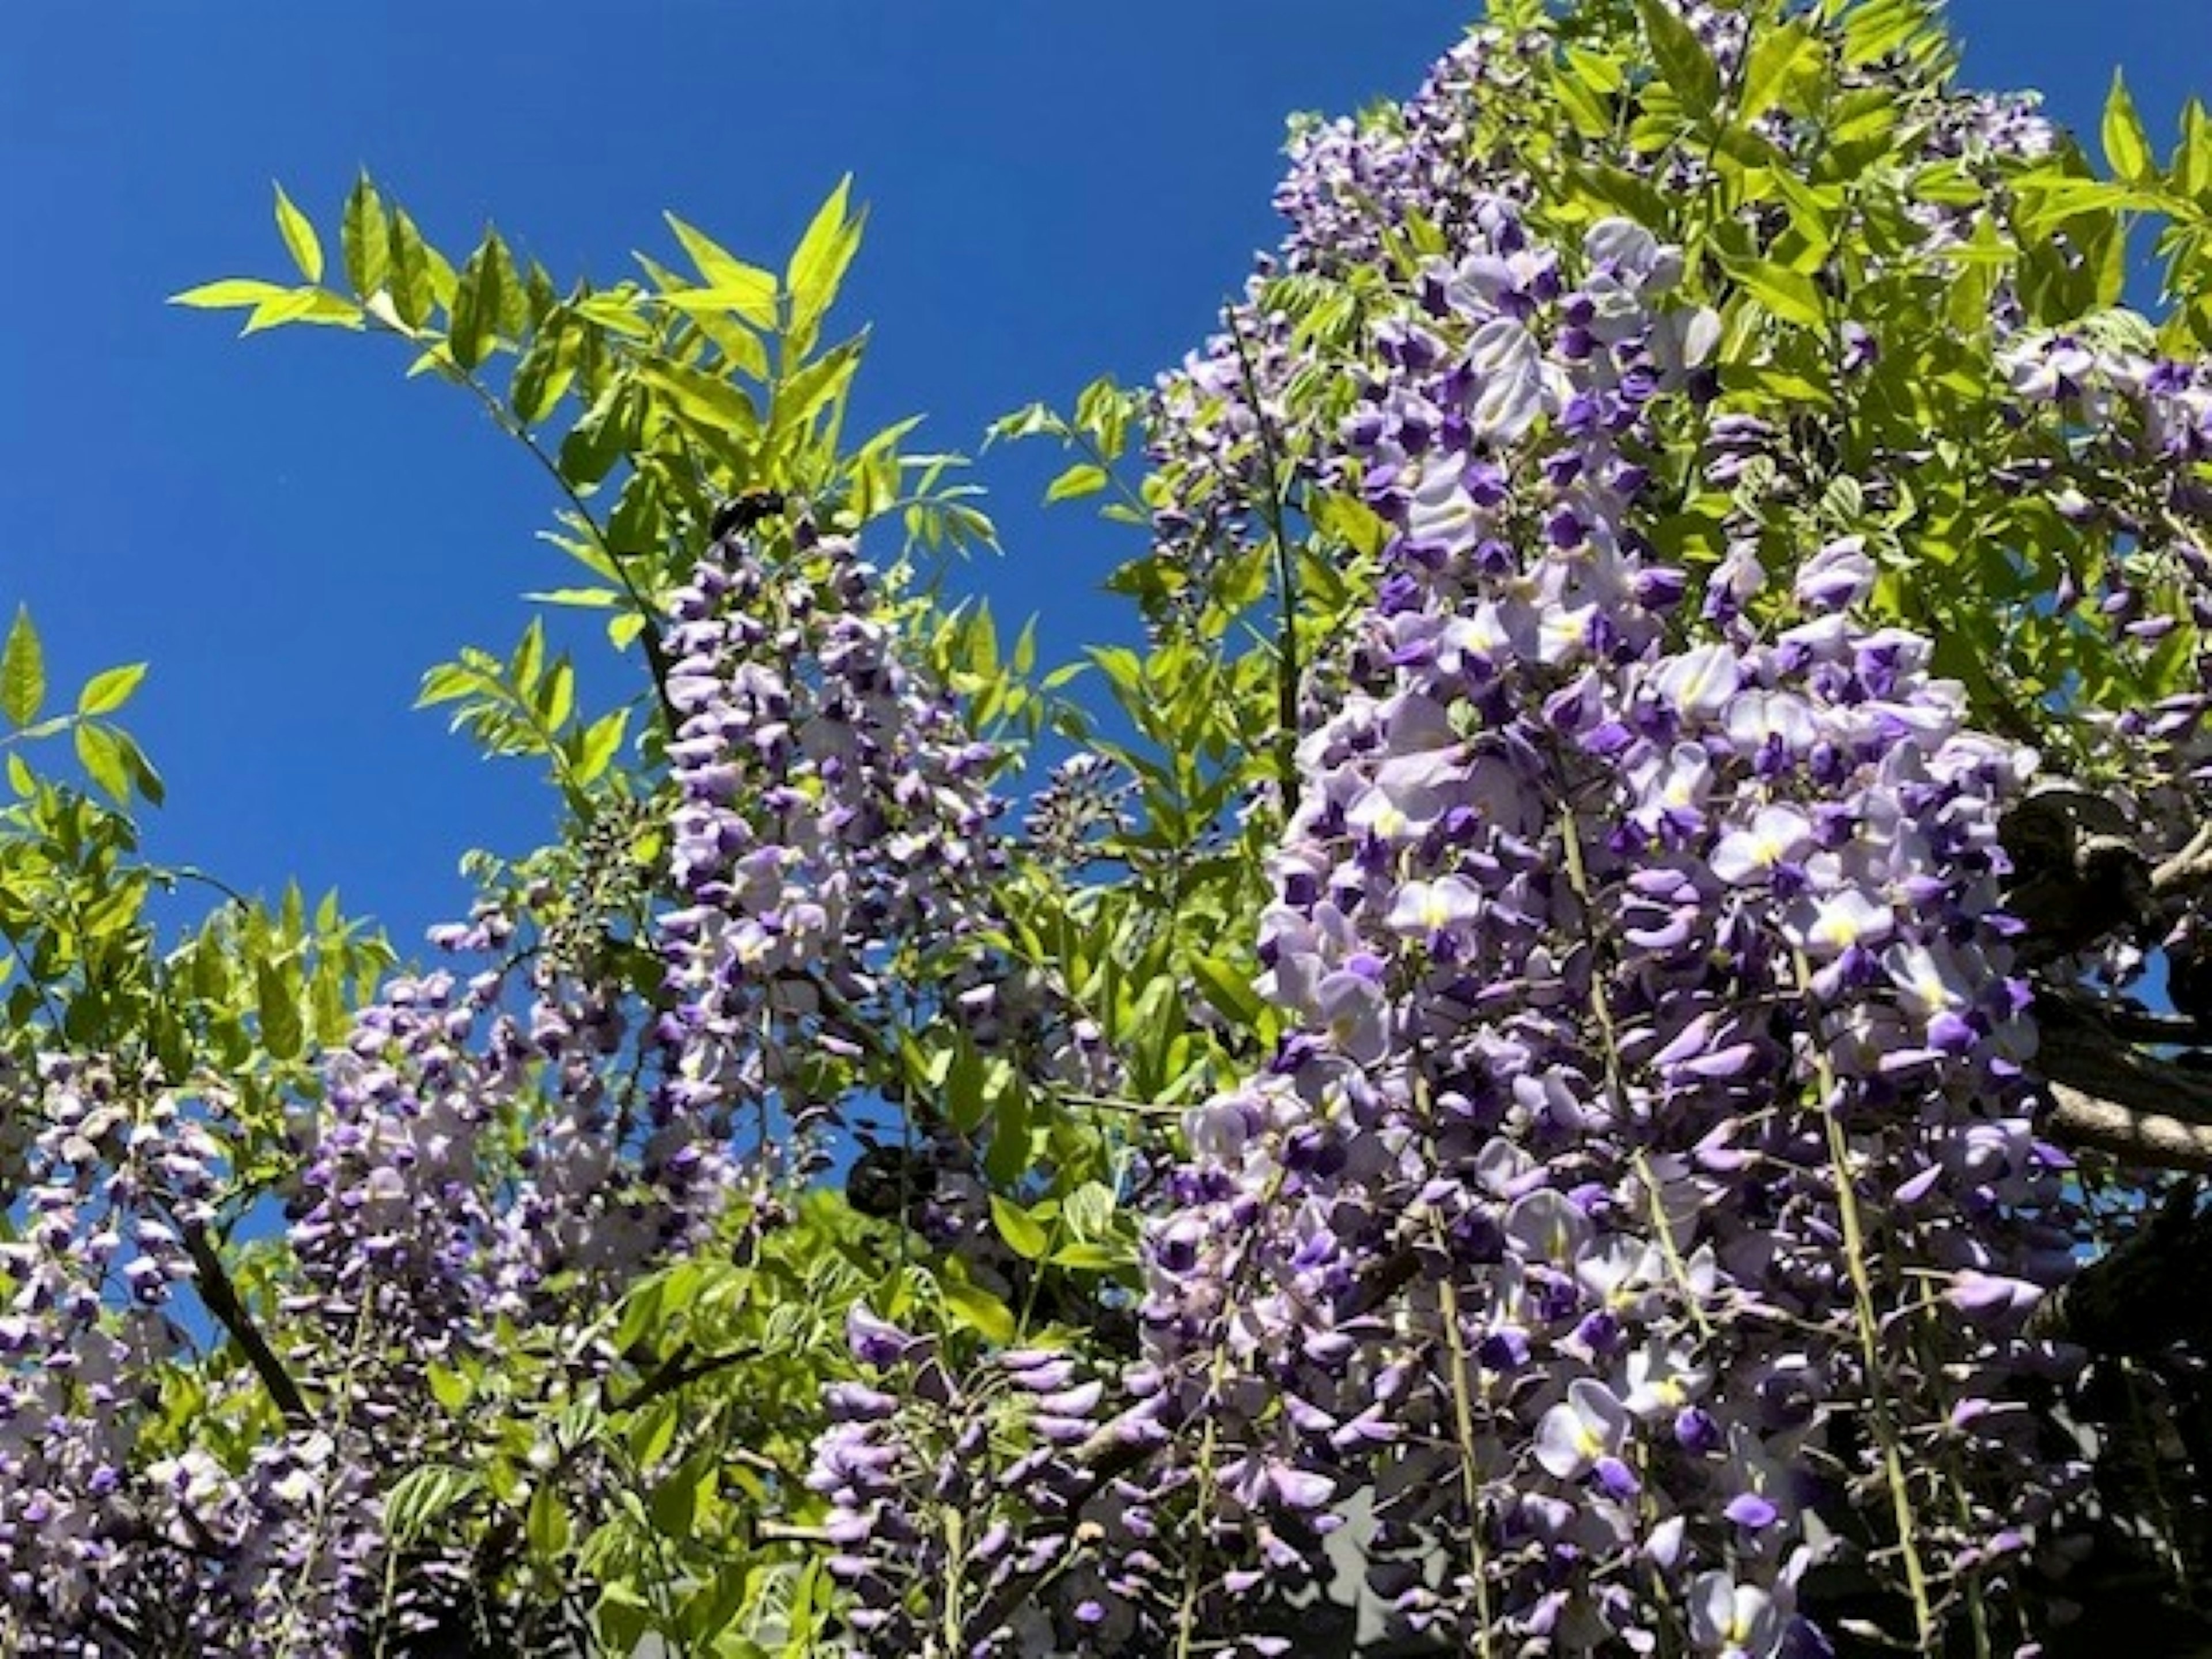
1;1;2206;956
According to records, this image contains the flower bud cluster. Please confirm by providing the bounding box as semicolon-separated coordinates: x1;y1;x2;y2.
652;524;1009;1209
812;1305;1201;1657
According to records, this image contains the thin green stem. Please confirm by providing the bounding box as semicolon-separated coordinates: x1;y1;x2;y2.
940;1508;967;1656
1222;303;1303;819
363;315;685;738
1171;1411;1224;1659
1435;1270;1500;1657
1794;948;1936;1652
280;1290;379;1659
1558;806;1714;1339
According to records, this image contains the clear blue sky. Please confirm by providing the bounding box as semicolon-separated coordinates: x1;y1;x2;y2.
0;1;2204;955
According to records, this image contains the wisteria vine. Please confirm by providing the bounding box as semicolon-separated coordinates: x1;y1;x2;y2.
16;0;2212;1653
806;2;2207;1653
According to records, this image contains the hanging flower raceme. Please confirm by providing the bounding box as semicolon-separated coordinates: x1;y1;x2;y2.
0;1056;387;1657
0;516;1023;1654
813;5;2115;1642
1108;210;2088;1658
282;517;1017;1351
652;522;1007;1177
1111;9;2116;1647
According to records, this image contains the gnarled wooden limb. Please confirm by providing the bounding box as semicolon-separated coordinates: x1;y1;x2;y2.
2002;785;2152;964
2033;998;2212;1175
2043;1084;2212;1173
2154;819;2212;899
2031;1180;2212;1353
177;1217;312;1427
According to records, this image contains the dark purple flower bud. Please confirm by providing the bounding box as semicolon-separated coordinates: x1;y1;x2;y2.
846;1304;915;1369
825;1382;902;1422
1674;1407;1721;1455
1725;1492;1780;1530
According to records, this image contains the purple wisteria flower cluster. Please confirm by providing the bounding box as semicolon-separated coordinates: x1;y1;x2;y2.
655;522;1009;1182
0;1056;383;1654
31;0;2212;1647
810;1304;1172;1657
1116;195;2088;1649
0;512;1036;1651
813;6;2128;1653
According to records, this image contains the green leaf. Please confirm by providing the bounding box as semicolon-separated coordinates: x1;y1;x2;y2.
1722;257;1827;329
513;617;544;691
255;958;305;1060
769;335;862;448
1840;0;1936;68
449;237;502;371
342;173;390;298
115;728;163;805
1822;84;1901;170
509;320;573;427
660;294;772;381
1633;0;1720;116
662;214;780;327
75;663;146;718
990;1195;1051;1262
638;358;760;441
1909;161;1984;207
73;722;127;803
426;1363;471;1412
626;1397;681;1469
1738;21;1820;124
2014;175;2154;233
416;660;487;710
595;1587;653;1656
527;1483;571;1563
169;278;291;311
238;287;362;335
2103;70;2154;184
648;1457;711;1538
938;1277;1016;1344
574;290;655;339
1563;43;1623;94
1567;164;1676;231
2177;98;2212;200
387;209;437;329
779;1561;831;1659
1044;463;1108;504
1550;56;1616;138
273;181;323;283
786;176;862;334
557;379;632;490
1062;1181;1115;1240
384;1466;483;1546
522;585;620;611
572;708;630;786
1190;953;1265;1029
487;233;530;336
537;660;575;730
2;607;44;727
1048;1241;1127;1272
661;278;781;330
613;1276;669;1356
